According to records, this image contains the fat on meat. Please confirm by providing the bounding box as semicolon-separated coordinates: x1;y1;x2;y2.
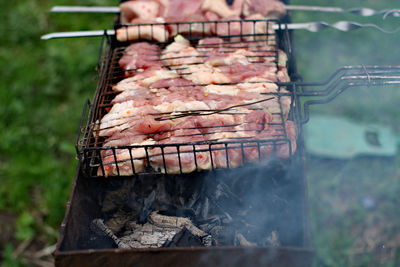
161;35;202;69
183;64;231;84
118;42;162;74
113;67;179;90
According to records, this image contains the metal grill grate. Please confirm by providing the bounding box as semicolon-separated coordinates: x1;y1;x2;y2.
75;20;298;178
75;20;400;178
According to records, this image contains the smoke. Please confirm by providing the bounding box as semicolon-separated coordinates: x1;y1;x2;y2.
291;0;400;265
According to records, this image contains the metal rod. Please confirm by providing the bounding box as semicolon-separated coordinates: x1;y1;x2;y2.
49;5;400;17
50;6;120;13
285;5;343;13
41;30;115;40
40;20;399;40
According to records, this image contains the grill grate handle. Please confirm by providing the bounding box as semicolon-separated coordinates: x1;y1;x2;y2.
291;66;400;124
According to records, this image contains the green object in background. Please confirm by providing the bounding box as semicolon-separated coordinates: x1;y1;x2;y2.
304;115;398;158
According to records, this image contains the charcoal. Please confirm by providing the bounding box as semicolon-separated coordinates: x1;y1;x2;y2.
91;218;130;248
201;196;210;219
163;227;203;247
138;190;156;224
93;159;297;248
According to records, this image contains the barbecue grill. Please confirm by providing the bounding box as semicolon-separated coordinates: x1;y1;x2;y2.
53;1;400;266
75;20;399;178
77;19;297;178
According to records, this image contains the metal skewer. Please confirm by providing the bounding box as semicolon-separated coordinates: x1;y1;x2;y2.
49;5;400;18
41;21;400;40
41;30;116;40
284;5;400;18
277;21;400;34
50;6;120;13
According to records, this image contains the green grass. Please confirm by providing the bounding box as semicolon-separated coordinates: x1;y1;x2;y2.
0;0;115;261
0;0;399;266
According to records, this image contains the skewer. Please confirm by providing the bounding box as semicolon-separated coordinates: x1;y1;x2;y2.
40;21;399;40
285;5;400;18
50;6;120;13
49;5;400;18
41;30;115;40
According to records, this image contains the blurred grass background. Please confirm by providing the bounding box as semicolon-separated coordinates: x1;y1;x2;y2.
0;0;399;266
291;0;400;266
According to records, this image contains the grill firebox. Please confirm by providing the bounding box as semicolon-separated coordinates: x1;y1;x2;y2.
57;17;315;266
54;0;400;265
55;153;313;266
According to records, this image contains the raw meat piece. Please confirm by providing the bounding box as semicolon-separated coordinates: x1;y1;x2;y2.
242;0;286;18
161;36;203;69
209;132;246;168
118;42;162;74
111;87;151;105
161;0;204;19
113;67;179;90
98;139;156;177
151;78;195;88
195;114;239;134
166;15;212;36
183;64;231;84
201;0;242;18
149;119;211;173
116;18;169;43
120;0;160;23
197;37;224;49
216;62;277;83
210;14;274;42
253;120;296;158
118;0;286;42
99;103;170;137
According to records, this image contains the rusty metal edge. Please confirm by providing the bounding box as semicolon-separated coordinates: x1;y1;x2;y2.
55;164;80;253
55;245;313;256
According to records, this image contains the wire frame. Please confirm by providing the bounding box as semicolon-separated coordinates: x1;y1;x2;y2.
77;20;299;178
